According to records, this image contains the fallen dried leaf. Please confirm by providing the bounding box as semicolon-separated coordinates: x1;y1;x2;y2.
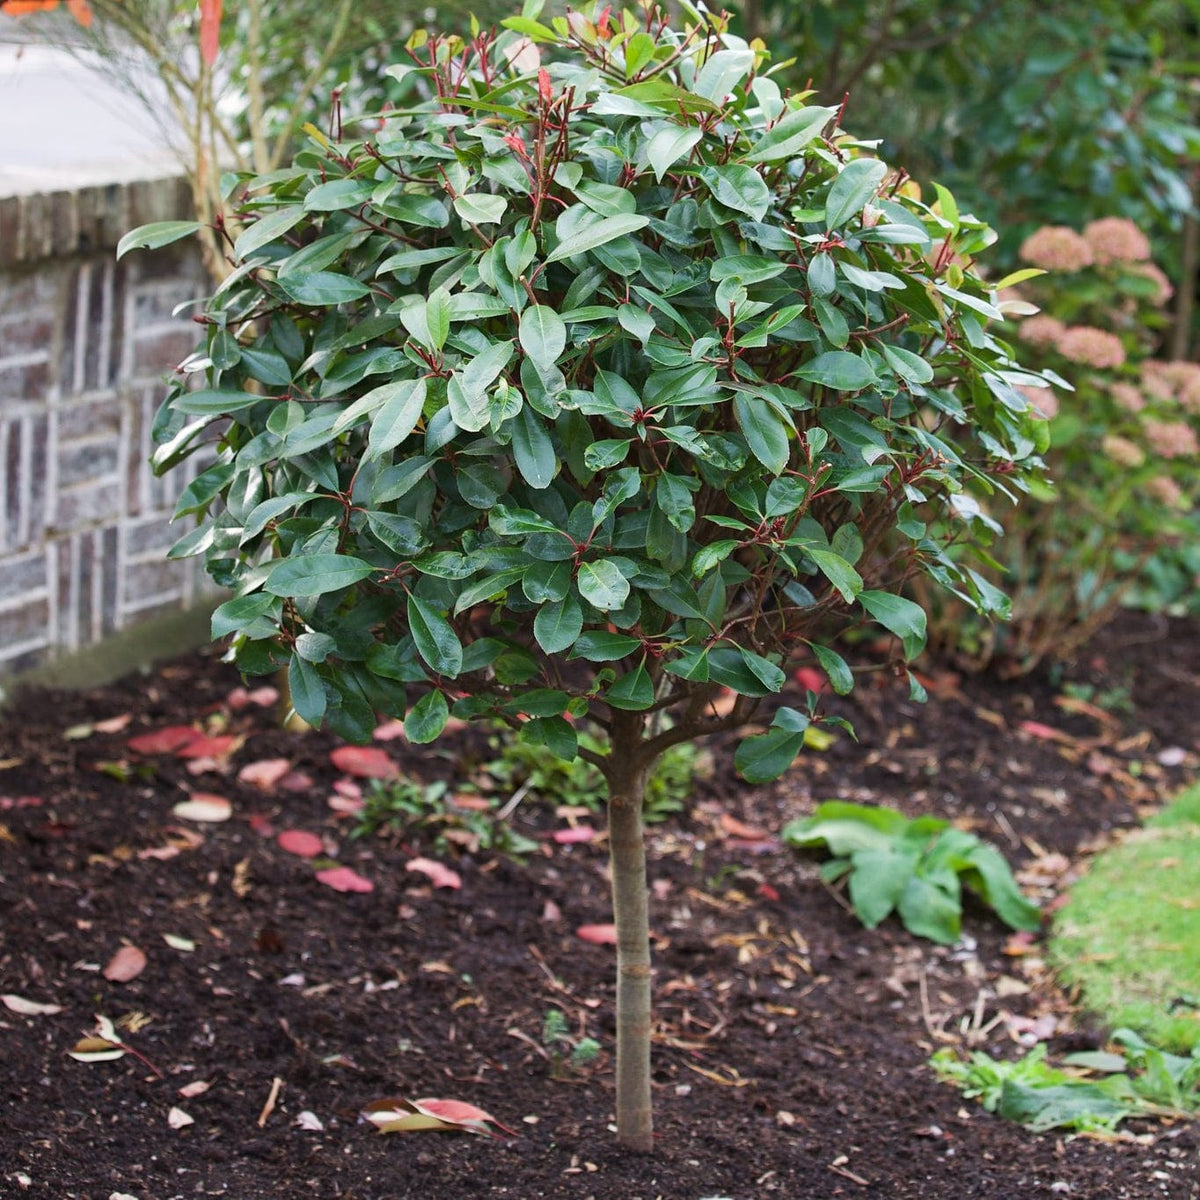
793;666;828;694
277;829;325;858
68;1035;126;1064
175;734;238;760
372;718;407;741
552;825;596;844
103;945;147;983
315;866;374;893
296;1110;325;1131
94;714;133;734
576;924;617;946
167;1106;194;1129
127;726;198;756
363;1096;516;1138
172;794;232;823
162;934;195;952
237;758;292;790
2;994;63;1016
329;745;399;780
719;812;768;840
406;857;462;890
178;1080;211;1098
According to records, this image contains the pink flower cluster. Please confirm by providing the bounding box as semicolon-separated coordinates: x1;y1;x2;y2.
1140;361;1200;415
1145;475;1185;509
1101;434;1145;468
1016;384;1059;420
1082;217;1151;265
1142;419;1199;460
1055;326;1126;369
1018;226;1093;271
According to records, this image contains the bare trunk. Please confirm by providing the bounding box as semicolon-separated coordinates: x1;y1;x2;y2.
605;711;653;1152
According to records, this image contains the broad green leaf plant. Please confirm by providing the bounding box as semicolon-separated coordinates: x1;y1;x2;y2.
129;0;1047;1151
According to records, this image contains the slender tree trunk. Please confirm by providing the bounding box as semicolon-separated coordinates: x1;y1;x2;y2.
605;711;653;1152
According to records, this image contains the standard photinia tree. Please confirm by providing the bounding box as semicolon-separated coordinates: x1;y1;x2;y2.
125;1;1048;1151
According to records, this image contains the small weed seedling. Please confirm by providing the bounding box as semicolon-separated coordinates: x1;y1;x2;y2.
354;777;537;861
932;1028;1200;1135
483;723;697;824
542;1009;602;1081
783;801;1040;943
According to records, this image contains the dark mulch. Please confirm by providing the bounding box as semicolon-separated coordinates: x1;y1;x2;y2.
1;610;1198;1199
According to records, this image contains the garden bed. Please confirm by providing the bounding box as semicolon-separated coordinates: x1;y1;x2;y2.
1;610;1198;1198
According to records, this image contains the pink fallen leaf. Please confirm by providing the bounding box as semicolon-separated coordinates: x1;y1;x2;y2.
277;770;314;792
372;718;407;742
175;734;238;760
128;725;199;756
362;1096;515;1138
1019;720;1071;743
719;812;768;840
172;794;232;823
94;714;132;734
2;993;63;1016
552;825;596;844
178;1080;211;1098
0;795;43;810
167;1106;195;1129
103;944;147;983
793;666;828;694
327;794;365;817
406;857;462;890
576;923;617;945
315;866;374;893
227;685;278;710
332;778;363;798
448;794;492;812
237;758;292;790
330;745;399;779
247;812;275;837
277;830;324;859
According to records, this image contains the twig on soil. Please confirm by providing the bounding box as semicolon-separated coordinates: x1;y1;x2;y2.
257;1076;284;1127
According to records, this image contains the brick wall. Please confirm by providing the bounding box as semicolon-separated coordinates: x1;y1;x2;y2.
0;177;216;677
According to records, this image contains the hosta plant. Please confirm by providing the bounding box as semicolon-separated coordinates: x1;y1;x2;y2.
783;800;1040;944
128;0;1046;1151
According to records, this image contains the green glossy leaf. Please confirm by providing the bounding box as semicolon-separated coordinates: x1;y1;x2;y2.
279;272;371;306
455;194;508;225
211;592;279;639
808;642;854;695
795;351;877;392
288;653;327;725
520;715;578;761
546;213;650;263
519;305;567;371
576;559;630;610
405;689;449;743
646;125;703;181
699;164;771;222
735;708;810;783
408;594;463;677
116;220;203;260
233;206;306;261
366;378;428;459
825;158;888;230
570;631;641;661
734;392;790;474
745;105;837;164
304;178;373;211
805;547;863;604
511;404;556;489
859;589;927;659
606;658;654;710
264;554;376;596
534;596;583;655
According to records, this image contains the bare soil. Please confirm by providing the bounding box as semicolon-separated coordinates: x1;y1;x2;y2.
1;610;1198;1199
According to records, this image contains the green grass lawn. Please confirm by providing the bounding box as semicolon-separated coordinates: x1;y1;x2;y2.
1050;785;1200;1052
